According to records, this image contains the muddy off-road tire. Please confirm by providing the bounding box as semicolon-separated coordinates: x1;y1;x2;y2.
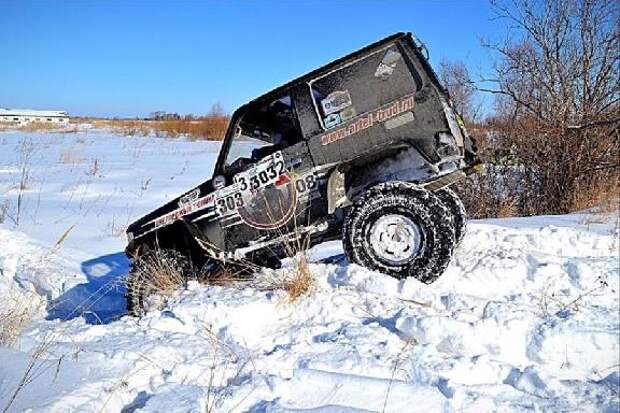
126;249;193;316
343;182;456;283
436;187;467;244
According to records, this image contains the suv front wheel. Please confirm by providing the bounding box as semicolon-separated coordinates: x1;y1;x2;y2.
343;182;456;283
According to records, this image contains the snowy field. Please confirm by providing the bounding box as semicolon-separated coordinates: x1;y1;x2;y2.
0;129;618;412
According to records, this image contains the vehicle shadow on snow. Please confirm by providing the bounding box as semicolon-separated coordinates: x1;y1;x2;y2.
319;253;348;266
46;252;129;324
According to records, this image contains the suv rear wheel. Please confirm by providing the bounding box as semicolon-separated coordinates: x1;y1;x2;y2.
343;182;456;283
436;187;467;244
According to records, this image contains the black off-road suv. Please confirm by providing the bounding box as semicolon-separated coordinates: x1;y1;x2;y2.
126;32;478;314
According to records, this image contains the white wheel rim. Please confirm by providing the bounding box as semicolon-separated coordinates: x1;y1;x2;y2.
369;214;422;265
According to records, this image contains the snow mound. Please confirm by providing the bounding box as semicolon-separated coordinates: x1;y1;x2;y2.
0;214;617;412
0;131;617;412
0;228;82;314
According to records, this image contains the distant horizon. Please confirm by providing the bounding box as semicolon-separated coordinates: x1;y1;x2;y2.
0;107;226;119
1;0;498;118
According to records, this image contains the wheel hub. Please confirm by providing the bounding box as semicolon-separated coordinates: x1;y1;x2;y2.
369;214;421;265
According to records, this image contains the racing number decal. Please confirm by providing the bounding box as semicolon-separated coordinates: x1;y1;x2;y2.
216;192;243;215
216;152;287;218
294;174;316;193
235;159;285;191
216;150;319;228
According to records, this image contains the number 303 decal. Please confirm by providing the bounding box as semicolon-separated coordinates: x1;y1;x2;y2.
216;192;243;215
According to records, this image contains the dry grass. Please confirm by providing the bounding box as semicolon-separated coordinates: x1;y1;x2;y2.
0;227;74;346
256;230;316;303
577;185;619;225
201;264;247;287
455;122;619;219
0;296;42;347
134;250;186;293
156;117;229;141
53;224;76;251
58;147;84;165
0;199;9;224
383;338;416;412
0;331;58;413
4;138;37;227
570;181;619;216
85;159;102;177
88;115;229;140
281;253;314;302
126;249;187;312
196;235;316;303
105;215;129;239
89;119;151;137
196;324;257;413
537;276;611;318
127;198;317;313
259;197;317;302
496;197;519;218
0;121;72;133
0;122;16;130
17;121;66;132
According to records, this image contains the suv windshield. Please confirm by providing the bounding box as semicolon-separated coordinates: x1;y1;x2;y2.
224;128;270;168
224;94;301;172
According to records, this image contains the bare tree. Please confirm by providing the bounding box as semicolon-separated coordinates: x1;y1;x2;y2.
480;0;619;214
207;103;226;118
439;59;480;123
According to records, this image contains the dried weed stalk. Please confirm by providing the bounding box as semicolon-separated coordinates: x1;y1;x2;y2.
126;249;187;311
0;295;42;347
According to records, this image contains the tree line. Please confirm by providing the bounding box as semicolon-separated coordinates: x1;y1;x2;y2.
441;0;618;216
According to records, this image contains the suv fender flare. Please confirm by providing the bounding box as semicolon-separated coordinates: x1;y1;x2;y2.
327;167;351;214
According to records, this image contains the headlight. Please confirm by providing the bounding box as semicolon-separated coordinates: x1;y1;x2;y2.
126;231;134;242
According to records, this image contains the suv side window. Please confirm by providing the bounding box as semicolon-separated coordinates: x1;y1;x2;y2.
309;44;419;130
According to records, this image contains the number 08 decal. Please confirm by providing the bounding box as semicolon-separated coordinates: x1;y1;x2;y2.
294;173;316;193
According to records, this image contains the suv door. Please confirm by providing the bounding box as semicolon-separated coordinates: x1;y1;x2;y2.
215;94;316;255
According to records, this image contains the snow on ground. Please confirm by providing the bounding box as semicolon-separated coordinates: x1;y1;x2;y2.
0;129;618;412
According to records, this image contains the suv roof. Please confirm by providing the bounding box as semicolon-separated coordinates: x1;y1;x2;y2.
239;32;414;113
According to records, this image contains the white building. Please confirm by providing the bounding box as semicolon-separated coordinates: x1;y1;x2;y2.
0;108;70;124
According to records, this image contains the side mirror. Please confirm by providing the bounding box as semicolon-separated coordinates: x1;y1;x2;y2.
213;175;226;190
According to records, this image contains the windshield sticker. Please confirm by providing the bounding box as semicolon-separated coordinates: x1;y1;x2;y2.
375;49;401;79
375;63;394;78
321;94;415;146
324;113;341;129
178;188;200;207
339;106;357;122
321;90;352;115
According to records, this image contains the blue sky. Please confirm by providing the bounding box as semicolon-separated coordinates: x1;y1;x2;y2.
0;1;499;118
